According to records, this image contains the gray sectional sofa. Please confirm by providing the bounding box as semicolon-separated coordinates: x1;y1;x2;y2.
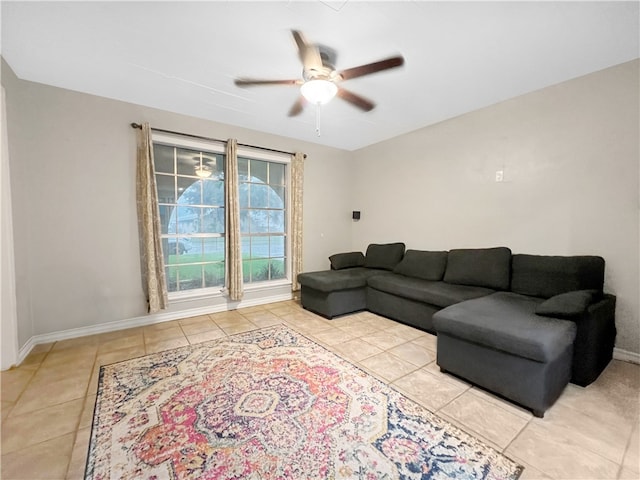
297;243;617;417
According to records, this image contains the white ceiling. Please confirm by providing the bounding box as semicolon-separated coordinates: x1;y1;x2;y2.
1;1;638;151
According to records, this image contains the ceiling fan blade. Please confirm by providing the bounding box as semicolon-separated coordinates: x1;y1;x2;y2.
288;96;306;117
235;78;302;87
337;87;375;112
337;56;405;81
291;30;323;71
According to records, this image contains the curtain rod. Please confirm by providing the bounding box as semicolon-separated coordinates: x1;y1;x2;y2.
130;123;306;159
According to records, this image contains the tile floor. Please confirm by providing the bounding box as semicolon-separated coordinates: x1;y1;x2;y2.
1;300;639;479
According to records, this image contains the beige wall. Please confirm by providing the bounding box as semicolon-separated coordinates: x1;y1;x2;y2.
351;60;640;355
1;59;353;347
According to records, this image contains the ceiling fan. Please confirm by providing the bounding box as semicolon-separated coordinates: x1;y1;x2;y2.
234;30;404;117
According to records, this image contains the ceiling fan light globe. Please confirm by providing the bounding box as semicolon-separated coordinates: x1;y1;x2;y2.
301;79;337;105
195;166;213;178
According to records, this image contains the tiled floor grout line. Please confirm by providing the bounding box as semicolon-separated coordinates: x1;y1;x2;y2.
433;381;471;415
63;347;98;480
621;420;640;477
584;424;634;477
5;354;43;420
4;359;31;419
502;414;533;454
4;340;84;478
505;418;556;479
464;388;534;423
555;411;630;468
388;358;436;385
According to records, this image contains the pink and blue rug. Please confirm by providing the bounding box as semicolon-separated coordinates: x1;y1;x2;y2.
86;325;523;479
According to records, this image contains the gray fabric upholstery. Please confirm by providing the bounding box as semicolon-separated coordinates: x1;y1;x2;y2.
434;291;577;416
393;249;448;281
298;245;615;395
536;290;598;318
297;268;377;292
367;287;440;333
511;254;605;298
364;242;406;270
368;274;494;308
300;285;366;319
329;251;365;270
433;292;577;362
444;247;512;290
437;333;574;417
571;294;616;386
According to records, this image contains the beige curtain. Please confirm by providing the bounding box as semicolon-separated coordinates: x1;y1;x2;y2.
291;152;305;291
136;123;168;313
225;139;243;301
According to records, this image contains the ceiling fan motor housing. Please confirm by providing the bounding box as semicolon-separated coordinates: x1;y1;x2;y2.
317;44;337;69
304;44;338;81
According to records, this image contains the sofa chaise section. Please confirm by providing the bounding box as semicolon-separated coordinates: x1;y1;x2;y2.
298;267;377;319
434;292;577;417
433;254;616;416
297;243;405;318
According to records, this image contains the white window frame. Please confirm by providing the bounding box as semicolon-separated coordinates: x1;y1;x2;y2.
151;133;292;300
152;132;226;300
236;146;292;291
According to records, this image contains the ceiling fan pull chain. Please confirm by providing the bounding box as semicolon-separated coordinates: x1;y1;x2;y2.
315;104;321;137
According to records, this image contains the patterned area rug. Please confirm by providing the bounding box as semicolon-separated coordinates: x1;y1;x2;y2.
86;325;523;479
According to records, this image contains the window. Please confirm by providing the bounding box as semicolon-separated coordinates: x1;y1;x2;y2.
153;134;226;294
239;156;288;284
152;133;290;296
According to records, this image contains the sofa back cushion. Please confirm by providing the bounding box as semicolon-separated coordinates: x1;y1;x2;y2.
393;250;448;281
444;247;512;290
364;242;406;270
511;254;605;298
329;251;365;270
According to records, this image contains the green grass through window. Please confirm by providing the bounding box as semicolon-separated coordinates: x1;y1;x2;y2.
165;253;285;291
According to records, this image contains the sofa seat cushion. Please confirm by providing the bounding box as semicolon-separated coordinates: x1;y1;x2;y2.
297;268;379;293
367;274;495;308
433;292;577;363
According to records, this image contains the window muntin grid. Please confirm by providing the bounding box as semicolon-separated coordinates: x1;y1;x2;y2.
238;157;288;284
154;142;225;293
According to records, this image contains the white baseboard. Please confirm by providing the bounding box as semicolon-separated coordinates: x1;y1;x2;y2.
16;292;292;366
613;347;640;365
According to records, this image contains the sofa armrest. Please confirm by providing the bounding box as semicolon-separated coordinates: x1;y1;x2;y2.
569;294;616;386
